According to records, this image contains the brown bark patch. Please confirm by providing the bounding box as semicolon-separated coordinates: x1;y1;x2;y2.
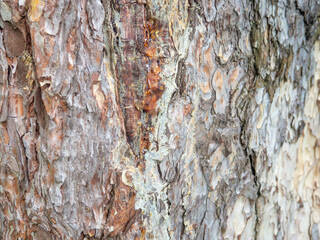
3;22;25;57
105;171;137;237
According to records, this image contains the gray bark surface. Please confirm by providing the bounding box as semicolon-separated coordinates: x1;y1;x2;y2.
0;0;320;239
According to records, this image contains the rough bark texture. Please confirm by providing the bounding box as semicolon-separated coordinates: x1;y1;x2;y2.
1;0;320;239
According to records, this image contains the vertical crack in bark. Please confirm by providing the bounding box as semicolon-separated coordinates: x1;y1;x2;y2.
254;189;260;240
239;89;260;240
112;1;166;163
7;65;11;84
105;182;116;228
248;150;260;240
16;127;29;183
175;60;187;96
25;20;46;182
180;202;187;239
248;152;257;185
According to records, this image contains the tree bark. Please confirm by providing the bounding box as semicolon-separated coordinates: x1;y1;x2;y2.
1;0;320;239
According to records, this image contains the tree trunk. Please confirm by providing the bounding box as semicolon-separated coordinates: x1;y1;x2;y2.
1;0;320;239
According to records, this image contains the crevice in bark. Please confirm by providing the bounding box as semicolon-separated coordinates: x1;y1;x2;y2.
105;183;116;230
254;188;261;240
123;209;141;233
180;204;186;239
197;198;208;239
294;0;319;41
248;149;261;240
199;156;211;191
239;81;260;240
33;85;48;130
156;162;163;181
111;1;168;166
248;151;257;185
16;128;29;183
23;20;47;185
175;60;187;96
7;65;11;84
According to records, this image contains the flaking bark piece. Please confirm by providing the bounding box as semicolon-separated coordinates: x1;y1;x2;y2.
3;21;25;57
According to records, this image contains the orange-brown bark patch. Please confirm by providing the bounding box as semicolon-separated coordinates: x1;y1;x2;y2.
105;171;137;237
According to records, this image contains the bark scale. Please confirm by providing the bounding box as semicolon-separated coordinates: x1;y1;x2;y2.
0;0;320;239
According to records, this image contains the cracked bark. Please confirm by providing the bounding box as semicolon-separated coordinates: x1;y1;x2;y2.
1;0;320;239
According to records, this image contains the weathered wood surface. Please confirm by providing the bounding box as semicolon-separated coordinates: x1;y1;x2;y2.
0;0;320;239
